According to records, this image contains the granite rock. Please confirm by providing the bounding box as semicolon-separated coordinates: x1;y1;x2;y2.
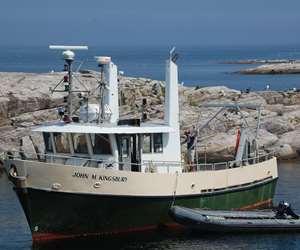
0;71;300;161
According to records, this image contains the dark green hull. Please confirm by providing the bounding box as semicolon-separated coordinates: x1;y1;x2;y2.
16;178;277;241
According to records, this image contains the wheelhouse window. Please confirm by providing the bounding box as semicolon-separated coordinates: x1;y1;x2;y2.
90;134;112;155
43;132;53;153
143;134;152;153
121;137;129;157
72;134;88;154
142;133;163;153
53;133;71;153
153;133;163;153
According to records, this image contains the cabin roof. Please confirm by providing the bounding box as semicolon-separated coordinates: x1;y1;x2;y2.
32;121;175;134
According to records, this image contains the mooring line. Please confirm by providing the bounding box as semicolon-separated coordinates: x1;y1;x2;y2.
171;171;179;208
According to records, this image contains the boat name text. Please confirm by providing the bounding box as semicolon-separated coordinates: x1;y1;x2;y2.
72;172;127;182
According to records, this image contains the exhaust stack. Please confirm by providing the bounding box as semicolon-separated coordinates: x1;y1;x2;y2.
164;49;179;129
95;56;119;124
103;62;119;124
163;48;181;163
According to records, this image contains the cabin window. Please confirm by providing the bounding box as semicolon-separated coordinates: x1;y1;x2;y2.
72;134;89;154
143;134;152;153
90;134;112;155
121;137;129;157
142;133;163;153
53;133;71;153
153;133;163;153
43;132;53;153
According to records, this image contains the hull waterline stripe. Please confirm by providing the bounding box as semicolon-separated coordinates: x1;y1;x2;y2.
32;225;159;242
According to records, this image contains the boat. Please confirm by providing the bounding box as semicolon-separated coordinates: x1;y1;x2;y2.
3;45;278;242
169;202;300;233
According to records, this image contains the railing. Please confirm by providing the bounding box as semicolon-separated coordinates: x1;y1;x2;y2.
142;160;182;173
3;150;275;173
5;151;119;169
144;151;275;173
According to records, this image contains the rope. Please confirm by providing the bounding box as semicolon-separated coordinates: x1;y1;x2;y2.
170;172;179;208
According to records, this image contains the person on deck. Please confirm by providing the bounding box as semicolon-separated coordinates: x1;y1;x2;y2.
182;126;198;171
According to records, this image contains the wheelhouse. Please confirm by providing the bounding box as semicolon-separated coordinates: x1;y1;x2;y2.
34;121;180;173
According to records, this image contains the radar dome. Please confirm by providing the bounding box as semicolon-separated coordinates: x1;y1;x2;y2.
95;56;111;66
79;104;100;123
62;50;75;61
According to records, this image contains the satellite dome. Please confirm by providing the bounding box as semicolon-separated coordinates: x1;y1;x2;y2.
62;50;75;61
79;104;100;122
95;56;111;66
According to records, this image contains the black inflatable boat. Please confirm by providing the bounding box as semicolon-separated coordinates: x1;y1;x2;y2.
169;202;300;233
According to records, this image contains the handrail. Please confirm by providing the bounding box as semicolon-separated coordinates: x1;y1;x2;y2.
4;151;142;167
3;150;275;173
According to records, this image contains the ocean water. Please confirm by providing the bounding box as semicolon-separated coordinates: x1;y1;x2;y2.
1;162;300;250
1;45;300;90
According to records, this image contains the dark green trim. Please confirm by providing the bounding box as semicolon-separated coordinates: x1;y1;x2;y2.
174;177;277;210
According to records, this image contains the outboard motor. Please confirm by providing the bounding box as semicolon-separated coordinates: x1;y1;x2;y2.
275;201;299;219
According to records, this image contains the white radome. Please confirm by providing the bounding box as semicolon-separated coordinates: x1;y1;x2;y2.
79;104;100;122
95;56;111;65
62;50;75;61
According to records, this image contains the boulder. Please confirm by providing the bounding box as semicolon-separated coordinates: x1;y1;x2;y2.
262;117;295;135
256;129;278;148
275;144;298;160
258;91;300;105
197;132;237;161
278;130;300;152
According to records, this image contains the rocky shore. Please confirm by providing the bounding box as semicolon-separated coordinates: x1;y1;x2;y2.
1;71;300;161
239;62;300;74
223;59;300;65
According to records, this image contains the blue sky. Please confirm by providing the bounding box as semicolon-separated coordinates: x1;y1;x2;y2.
1;0;300;46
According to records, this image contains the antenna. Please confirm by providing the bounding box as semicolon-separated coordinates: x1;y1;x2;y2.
169;46;179;63
49;45;88;120
169;46;176;58
49;45;88;61
49;45;88;50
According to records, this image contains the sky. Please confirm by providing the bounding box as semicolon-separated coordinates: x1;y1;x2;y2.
1;0;300;47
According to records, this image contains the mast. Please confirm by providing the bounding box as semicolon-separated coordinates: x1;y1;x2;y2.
49;45;88;118
65;51;74;117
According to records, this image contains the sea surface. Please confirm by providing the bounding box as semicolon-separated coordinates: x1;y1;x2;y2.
1;161;300;250
1;45;300;90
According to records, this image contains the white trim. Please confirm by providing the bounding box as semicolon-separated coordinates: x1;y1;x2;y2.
33;122;175;134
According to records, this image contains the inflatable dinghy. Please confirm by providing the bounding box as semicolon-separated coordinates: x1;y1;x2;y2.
169;202;300;233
